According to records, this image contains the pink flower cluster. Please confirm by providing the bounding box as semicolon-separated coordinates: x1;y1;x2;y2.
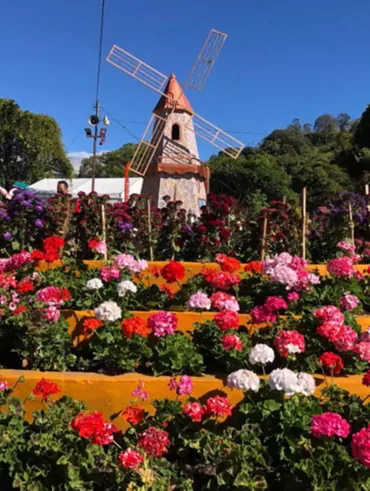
41;305;61;323
187;291;211;310
263;253;320;291
353;342;370;362
35;286;70;307
340;292;361;312
147;311;178;337
327;256;356;279
337;240;356;255
0;380;8;391
312;412;351;438
352;425;370;468
221;334;244;351
114;254;148;273
315;305;358;352
100;266;121;282
0;251;33;273
275;330;305;357
168;375;193;395
251;296;288;324
131;381;148;400
211;291;240;312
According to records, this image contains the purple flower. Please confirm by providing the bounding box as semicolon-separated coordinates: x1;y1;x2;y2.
3;233;12;241
35;205;44;213
35;219;43;228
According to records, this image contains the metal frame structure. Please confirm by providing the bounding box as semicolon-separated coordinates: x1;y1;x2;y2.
106;29;244;178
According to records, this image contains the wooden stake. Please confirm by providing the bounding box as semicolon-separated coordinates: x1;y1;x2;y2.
348;203;355;244
301;187;307;260
101;204;108;261
147;199;154;261
365;185;370;212
260;213;268;261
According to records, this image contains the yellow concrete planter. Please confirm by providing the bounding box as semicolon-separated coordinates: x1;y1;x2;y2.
1;369;367;429
63;310;370;346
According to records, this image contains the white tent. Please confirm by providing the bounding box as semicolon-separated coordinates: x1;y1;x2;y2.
29;178;143;201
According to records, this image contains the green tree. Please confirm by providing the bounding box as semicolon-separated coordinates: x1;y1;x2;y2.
78;143;136;177
0;99;72;188
354;105;370;148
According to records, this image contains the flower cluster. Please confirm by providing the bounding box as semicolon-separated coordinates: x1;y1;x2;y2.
227;369;260;391
210;291;240;312
275;330;305;357
340;292;361;312
251;296;288;324
168;375;193;395
215;254;241;273
187;291;211;310
119;448;144;469
202;268;241;290
268;368;316;396
327;256;356;279
88;238;107;255
161;261;185;284
35;286;71;307
138;426;170;457
312;412;351;439
122;316;149;338
215;309;240;331
72;412;119;445
221;334;244;351
95;301;122;322
147;311;178;337
114;254;148;273
32;378;61;401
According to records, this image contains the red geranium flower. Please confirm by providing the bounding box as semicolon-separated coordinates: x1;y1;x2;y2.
119;448;144;469
33;378;61;401
319;352;344;375
160;261;185;284
121;317;150;338
205;395;233;417
244;261;263;274
215;309;240;331
160;284;175;299
82;318;103;337
216;254;241;273
363;371;370;387
13;305;28;316
138;426;170;457
184;401;205;422
122;404;146;425
72;412;119;445
17;279;35;294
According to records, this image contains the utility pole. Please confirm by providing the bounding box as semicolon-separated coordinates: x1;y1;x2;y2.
91;101;100;192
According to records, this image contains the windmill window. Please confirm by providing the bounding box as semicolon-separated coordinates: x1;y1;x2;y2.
171;124;181;141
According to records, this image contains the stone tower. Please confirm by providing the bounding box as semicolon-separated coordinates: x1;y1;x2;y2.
141;74;208;215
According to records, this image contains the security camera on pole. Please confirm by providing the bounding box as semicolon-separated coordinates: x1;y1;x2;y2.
84;103;110;192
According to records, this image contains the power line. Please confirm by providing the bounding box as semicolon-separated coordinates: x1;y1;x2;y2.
95;0;106;103
101;106;141;141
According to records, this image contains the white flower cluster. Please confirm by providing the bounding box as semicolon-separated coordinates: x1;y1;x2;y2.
117;280;137;297
86;278;103;290
227;369;260;392
268;368;315;396
95;301;122;322
248;344;275;365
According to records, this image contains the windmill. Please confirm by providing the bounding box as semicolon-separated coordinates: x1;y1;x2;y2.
106;29;244;214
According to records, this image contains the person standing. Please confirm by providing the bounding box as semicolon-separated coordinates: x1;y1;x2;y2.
57;181;69;195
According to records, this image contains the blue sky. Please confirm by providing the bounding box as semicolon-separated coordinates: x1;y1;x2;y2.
1;0;370;170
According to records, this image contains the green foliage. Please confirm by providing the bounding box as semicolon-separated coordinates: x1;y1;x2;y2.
151;333;204;375
0;99;73;188
78;144;136;178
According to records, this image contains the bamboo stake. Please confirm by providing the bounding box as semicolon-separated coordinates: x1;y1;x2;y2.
260;213;268;261
301;187;307;260
147;199;154;261
365;185;370;212
348;203;355;244
60;199;72;259
101;204;108;261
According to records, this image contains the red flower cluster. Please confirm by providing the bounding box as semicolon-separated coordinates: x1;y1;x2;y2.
88;238;101;250
16;279;35;294
184;401;206;422
363;371;370;387
319;352;344;375
205;395;233;417
275;330;305;358
215;309;240;331
72;412;119;445
160;284;175;299
32;236;64;263
203;269;241;291
13;305;28;316
119;448;144;469
221;334;244;351
215;254;241;273
122;404;146;426
244;261;263;275
82;318;103;337
35;286;72;306
160;261;185;284
138;426;170;457
0;274;17;290
33;378;61;401
122;316;150;338
251;296;288;324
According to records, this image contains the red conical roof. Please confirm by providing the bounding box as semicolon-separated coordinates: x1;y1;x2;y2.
153;74;193;114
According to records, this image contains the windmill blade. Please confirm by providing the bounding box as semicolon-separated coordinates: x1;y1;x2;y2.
107;45;169;96
129;113;169;176
188;112;244;159
185;29;228;91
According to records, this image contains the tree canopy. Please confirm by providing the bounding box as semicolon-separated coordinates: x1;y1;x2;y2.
0;99;73;188
78;144;136;178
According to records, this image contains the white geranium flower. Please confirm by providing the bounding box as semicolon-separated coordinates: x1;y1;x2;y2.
248;344;275;365
95;301;122;322
117;280;137;297
268;368;300;396
86;278;103;290
297;372;316;396
227;369;260;392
